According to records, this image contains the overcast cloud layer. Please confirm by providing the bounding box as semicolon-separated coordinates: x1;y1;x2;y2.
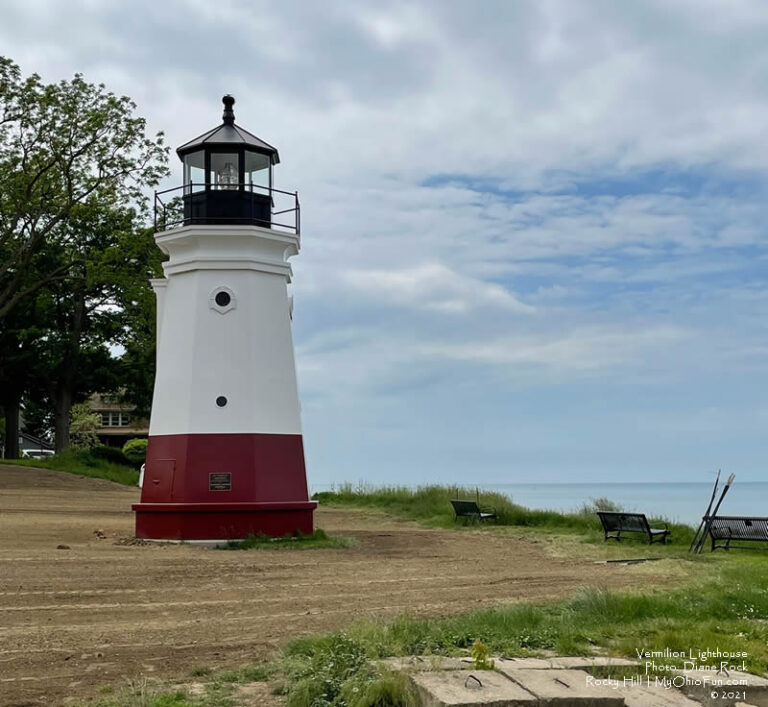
3;0;767;485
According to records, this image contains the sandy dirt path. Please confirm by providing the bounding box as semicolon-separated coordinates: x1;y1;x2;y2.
0;466;648;706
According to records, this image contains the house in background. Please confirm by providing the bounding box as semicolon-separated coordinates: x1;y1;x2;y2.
88;393;149;448
18;431;54;458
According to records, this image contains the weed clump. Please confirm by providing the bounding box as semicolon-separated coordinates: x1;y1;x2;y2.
220;529;354;551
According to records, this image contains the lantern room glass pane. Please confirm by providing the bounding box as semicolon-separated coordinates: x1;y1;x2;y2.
210;152;240;190
183;150;205;194
245;151;271;196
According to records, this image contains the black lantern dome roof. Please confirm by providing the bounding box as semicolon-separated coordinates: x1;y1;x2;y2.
176;95;280;164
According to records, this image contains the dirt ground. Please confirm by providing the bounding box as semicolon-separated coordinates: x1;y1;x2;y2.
0;466;652;706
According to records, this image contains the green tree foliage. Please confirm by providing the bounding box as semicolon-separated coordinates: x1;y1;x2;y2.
68;402;100;450
0;56;168;320
122;438;148;465
0;298;38;457
30;204;163;451
0;57;168;454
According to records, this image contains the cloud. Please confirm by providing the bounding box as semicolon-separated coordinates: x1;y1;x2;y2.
340;263;533;314
418;325;693;372
3;1;768;481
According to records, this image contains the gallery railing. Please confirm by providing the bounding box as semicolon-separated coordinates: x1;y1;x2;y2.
154;182;300;234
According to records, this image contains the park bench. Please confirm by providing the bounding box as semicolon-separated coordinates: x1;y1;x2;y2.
597;511;670;544
450;499;497;523
707;516;768;551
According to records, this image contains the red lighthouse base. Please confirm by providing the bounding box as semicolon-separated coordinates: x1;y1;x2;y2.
133;502;317;540
132;432;317;540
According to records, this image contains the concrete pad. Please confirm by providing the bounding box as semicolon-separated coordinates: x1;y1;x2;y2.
674;669;768;707
379;656;469;672
412;670;538;707
548;657;638;670
497;668;626;706
497;657;556;670
613;682;703;706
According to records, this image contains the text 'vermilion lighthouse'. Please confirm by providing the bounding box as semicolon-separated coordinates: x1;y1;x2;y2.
133;96;316;540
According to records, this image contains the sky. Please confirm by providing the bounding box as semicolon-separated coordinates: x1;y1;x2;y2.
2;0;767;485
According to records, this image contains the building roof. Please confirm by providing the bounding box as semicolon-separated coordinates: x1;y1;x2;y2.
176;95;280;163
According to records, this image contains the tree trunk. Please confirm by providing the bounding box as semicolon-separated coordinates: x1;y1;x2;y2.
53;384;72;453
52;287;85;453
2;397;21;459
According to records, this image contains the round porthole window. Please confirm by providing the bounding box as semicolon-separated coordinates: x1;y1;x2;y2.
209;286;236;314
216;396;228;407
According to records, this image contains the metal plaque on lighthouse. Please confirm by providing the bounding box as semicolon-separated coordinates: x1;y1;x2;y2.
132;96;316;540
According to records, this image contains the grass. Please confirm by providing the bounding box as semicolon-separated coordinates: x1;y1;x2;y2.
218;528;354;551
278;554;768;705
70;481;766;705
88;554;768;707
313;482;696;546
2;448;139;486
84;662;278;707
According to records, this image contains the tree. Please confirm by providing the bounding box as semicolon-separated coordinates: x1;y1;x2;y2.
0;293;43;457
122;438;148;466
0;58;168;453
28;203;163;452
0;57;168;322
68;402;100;450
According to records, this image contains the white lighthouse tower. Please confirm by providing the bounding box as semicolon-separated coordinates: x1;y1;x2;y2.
133;96;316;540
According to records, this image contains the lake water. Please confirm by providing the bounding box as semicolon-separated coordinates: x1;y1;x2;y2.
311;481;768;527
486;482;767;526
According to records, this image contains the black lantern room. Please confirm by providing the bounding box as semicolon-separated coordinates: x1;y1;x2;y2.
175;95;280;227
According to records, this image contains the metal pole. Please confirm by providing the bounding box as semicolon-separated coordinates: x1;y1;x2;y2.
689;470;720;552
695;473;735;554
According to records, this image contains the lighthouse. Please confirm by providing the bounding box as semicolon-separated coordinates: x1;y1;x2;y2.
133;96;316;540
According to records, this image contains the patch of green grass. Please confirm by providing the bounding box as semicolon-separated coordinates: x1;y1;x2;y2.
3;448;139;486
84;678;194;707
212;662;275;683
87;662;278;707
283;633;417;707
219;528;354;551
278;555;768;705
313;483;695;546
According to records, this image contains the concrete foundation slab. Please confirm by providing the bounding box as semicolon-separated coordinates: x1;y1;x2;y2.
497;668;625;706
497;657;556;670
548;657;638;670
412;670;538;707
614;683;704;706
379;656;470;672
675;669;768;707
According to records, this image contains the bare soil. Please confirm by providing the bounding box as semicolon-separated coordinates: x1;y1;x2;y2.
0;465;656;706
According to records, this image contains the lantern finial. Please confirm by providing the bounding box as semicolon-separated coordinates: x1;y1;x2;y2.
222;95;235;125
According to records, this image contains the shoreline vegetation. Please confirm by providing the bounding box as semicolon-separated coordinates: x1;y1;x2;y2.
312;482;697;544
4;464;764;706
